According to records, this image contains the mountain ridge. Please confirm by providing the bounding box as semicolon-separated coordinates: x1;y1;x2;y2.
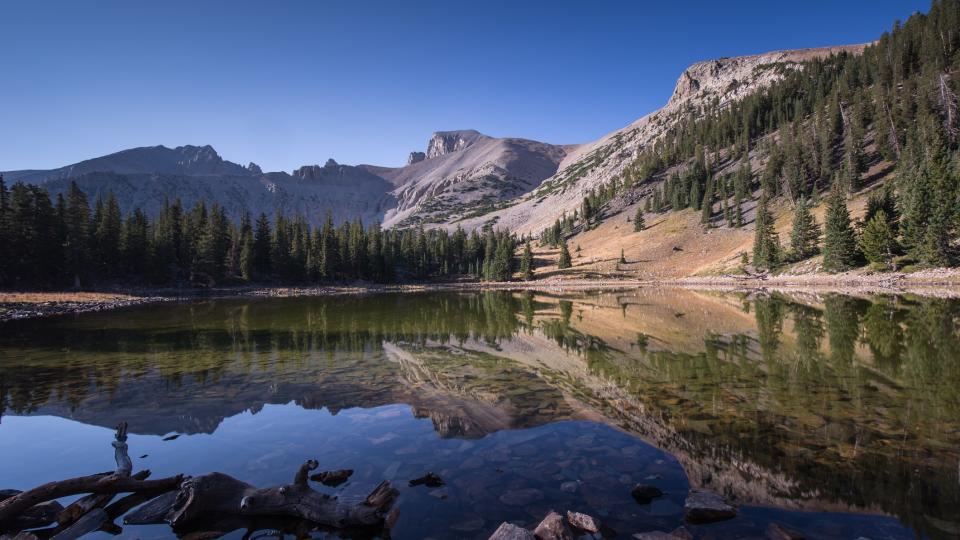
1;43;871;232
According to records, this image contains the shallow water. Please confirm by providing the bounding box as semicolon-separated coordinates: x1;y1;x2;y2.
0;289;958;539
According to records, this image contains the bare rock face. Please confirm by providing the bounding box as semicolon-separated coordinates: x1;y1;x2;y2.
426;130;483;159
683;489;737;523
407;151;426;165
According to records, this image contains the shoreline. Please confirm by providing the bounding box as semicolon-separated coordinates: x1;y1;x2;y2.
4;271;960;322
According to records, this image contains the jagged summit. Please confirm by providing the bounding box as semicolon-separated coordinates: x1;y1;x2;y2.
426;130;485;159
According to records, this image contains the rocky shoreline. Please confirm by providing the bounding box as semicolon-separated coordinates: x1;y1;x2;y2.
4;270;960;323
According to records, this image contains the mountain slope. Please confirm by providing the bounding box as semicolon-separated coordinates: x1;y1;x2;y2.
379;130;569;227
455;44;870;236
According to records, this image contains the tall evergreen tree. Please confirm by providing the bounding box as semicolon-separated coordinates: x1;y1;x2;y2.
788;197;820;261
752;195;781;270
860;210;898;269
633;207;646;232
558;241;572;269
822;186;860;272
520;239;533;280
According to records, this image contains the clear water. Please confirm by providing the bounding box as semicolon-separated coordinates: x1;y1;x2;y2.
0;289;957;539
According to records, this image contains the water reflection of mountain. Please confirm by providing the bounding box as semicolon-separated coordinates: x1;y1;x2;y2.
1;290;959;538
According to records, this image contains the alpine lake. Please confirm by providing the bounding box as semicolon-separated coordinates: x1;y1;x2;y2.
1;288;958;539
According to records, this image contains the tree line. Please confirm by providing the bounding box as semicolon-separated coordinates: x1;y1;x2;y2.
0;179;517;288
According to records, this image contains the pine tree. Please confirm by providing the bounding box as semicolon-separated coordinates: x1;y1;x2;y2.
859;210;898;269
619;249;627;264
752;195;781;270
558;241;572;269
252;213;272;279
0;175;8;286
63;181;91;287
95;192;122;277
822;186;860;272
520;240;533;280
788;197;820;261
633;207;645;232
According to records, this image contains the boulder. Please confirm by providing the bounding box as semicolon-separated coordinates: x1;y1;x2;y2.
533;511;574;540
407;151;426;165
565;511;599;533
630;483;664;503
489;522;536;540
683;489;737;523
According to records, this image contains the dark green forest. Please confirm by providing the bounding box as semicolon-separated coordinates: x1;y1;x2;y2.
0;179;516;288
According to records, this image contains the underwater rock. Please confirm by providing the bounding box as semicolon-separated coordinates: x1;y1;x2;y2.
409;472;444;488
766;522;806;540
631;483;664;504
500;488;545;506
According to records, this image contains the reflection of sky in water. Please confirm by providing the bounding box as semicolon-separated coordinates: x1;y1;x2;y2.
0;290;957;538
0;404;918;539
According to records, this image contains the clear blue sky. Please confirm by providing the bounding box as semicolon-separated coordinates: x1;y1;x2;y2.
1;0;930;172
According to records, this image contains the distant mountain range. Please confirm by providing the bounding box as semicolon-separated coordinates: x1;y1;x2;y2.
3;45;865;230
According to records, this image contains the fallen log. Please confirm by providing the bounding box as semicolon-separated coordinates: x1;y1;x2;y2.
48;510;109;540
167;460;398;531
0;491;63;532
0;473;184;524
57;471;149;527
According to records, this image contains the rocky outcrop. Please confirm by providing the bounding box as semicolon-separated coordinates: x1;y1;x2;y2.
407;151;426;165
426;130;484;159
247;162;262;175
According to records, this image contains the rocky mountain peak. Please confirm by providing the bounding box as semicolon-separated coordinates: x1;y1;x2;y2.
665;44;870;113
407;151;426;165
247;162;263;175
426;130;484;159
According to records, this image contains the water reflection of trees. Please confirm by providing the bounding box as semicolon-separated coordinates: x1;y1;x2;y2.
2;290;960;537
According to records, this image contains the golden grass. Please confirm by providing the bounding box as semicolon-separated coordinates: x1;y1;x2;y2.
0;292;138;304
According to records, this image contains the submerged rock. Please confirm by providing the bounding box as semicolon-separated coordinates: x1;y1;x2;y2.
500;488;544;506
632;526;692;540
683;489;737;523
566;511;600;533
409;472;444;488
533;510;575;540
560;481;579;493
766;522;806;540
488;522;536;540
630;483;664;503
632;532;676;540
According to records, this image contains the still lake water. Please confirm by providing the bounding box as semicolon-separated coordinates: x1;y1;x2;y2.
0;289;958;539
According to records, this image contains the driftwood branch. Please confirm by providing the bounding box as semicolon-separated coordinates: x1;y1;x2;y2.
2;422;398;540
0;473;184;524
